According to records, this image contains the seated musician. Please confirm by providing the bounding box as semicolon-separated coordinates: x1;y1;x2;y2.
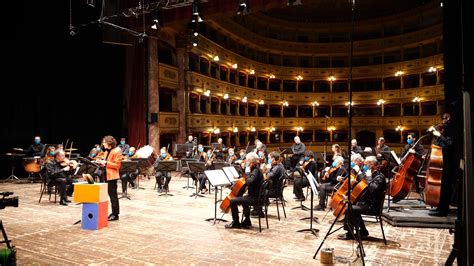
351;139;363;155
256;149;266;165
290;136;306;171
293;151;317;201
118;137;130;155
338;156;387;240
227;148;237;164
254;139;267;154
235;149;246;165
45;150;74;206
44;145;56;164
214;138;227;160
334;154;366;190
332;144;343;158
87;145;101;160
314;156;346;211
198;149;216;193
154;147;173;193
26;136;45;157
225;152;264;229
400;133;425;159
120;147;138;195
264;152;285;198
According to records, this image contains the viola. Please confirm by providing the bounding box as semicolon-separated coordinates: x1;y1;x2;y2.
220;173;247;213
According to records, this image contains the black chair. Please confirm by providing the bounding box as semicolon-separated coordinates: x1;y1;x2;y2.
361;189;387;245
38;169;58;204
266;175;287;221
243;179;269;232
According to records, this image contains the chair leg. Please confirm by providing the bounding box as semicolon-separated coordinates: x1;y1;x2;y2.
265;204;269;229
276;199;281;221
258;212;262;232
379;216;387;245
38;184;45;203
281;196;287;218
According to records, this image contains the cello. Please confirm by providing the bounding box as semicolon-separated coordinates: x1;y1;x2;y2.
424;123;445;206
330;173;368;221
220;173;247;213
389;135;427;201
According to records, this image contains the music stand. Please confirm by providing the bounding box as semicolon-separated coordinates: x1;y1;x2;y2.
131;158;150;190
188;162;206;198
297;171;319;236
155;161;178;197
119;160;139;200
180;158;197;189
78;157;103;182
4;153;24;181
204;170;231;224
175;143;193;158
213;162;230;170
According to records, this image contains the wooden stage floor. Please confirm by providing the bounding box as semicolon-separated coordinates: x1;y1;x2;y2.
0;175;454;264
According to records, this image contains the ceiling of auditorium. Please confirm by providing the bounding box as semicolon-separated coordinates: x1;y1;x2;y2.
261;0;434;23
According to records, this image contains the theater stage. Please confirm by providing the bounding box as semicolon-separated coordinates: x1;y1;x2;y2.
0;175;453;264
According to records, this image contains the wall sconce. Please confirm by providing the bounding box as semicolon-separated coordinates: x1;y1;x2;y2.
311;101;319;106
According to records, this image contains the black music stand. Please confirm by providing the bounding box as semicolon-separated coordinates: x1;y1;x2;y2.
213;162;230;170
131;158;150;190
77;157;103;182
119;161;139;200
297;171;319;236
175;143;193;158
155;161;178;197
204;169;231;224
4;153;24;182
188;162;206;198
180;158;197;189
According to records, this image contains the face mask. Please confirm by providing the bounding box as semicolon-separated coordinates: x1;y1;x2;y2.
49;151;55;156
96;147;101;152
120;141;125;145
229;151;234;156
258;153;264;158
332;161;337;167
161;153;167;158
407;139;413;145
198;147;203;152
304;156;309;161
90;153;96;157
267;158;272;165
350;162;355;168
34;139;41;144
128;152;134;156
362;165;369;172
207;153;211;158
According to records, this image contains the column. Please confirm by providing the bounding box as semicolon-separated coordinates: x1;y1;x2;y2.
205;97;211;114
226;100;231;115
330;105;333;117
236;102;240;115
381;104;385;117
312;129;316;142
296;105;299;118
400;75;404;89
400;103;404;116
280;105;284;117
419;73;423;87
245;132;249;144
280;130;284;143
147;37;160;150
196;95;201;113
436;71;440;85
176;40;188;143
266;104;270;117
217;98;222;115
244;103;249;116
436;100;440;115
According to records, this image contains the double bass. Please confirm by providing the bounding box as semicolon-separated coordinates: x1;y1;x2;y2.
220;174;247;213
424;123;445;206
389;135;427;201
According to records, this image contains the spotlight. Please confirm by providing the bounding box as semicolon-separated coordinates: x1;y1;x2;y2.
237;0;249;15
288;0;302;6
192;0;204;22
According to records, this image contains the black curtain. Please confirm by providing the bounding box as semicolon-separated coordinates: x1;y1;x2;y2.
0;1;126;179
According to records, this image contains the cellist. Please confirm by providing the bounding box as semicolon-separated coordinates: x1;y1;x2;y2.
428;112;456;217
314;156;346;211
400;133;425;159
338;156;387;240
225;152;264;229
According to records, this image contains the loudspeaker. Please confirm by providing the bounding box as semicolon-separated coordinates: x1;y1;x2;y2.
149;113;158;123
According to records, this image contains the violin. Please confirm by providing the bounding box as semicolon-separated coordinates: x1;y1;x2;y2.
59;158;78;169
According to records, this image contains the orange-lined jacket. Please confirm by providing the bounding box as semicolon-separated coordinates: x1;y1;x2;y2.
106;147;122;181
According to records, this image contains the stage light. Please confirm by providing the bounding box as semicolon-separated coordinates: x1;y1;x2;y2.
193;31;199;37
269;127;276;132
151;13;161;30
345;101;353;106
296;126;304;132
87;0;96;7
250;126;256;132
237;0;249;15
428;66;437;72
191;0;204;22
213;128;220;134
412;96;421;102
192;38;198;47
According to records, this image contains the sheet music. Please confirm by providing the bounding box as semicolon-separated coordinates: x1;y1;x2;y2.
205;170;231;186
223;166;239;179
391;151;402;165
306;172;319;196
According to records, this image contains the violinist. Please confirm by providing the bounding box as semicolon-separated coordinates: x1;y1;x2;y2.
120;147;138;196
45;150;74;206
257;149;266;165
227;148;237;164
351;139;362;155
225;152;264;229
293;151;317;201
198;149;216;194
338;156;386;240
265;152;285;198
87;144;101;160
154;147;173;193
400;133;425;159
290;136;306;171
96;136;122;221
44;145;56;164
315;156;346;211
429;112;456;217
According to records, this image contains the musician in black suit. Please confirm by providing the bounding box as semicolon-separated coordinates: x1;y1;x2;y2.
265;152;285;198
290;136;306;171
45;150;74;206
400;133;425;159
25;136;45;157
225;152;264;229
314;156;346;211
214;138;226;160
293;151;317;201
338;156;387;240
351;139;363;155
